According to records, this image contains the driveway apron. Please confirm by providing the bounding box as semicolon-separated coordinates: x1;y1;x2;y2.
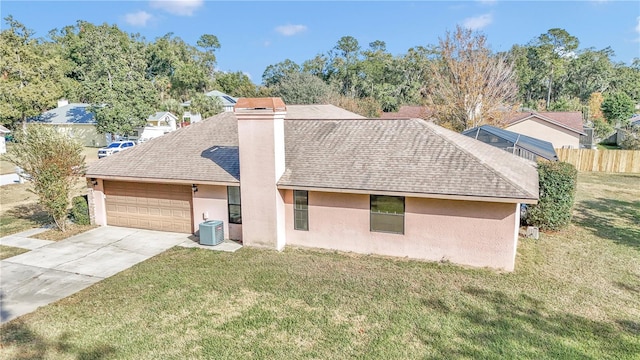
0;226;188;324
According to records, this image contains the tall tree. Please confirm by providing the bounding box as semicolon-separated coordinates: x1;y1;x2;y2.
0;16;65;128
54;21;158;136
213;71;260;97
609;59;640;103
530;28;579;109
426;26;518;131
566;47;614;101
270;72;334;105
196;34;220;77
262;59;301;87
327;36;362;97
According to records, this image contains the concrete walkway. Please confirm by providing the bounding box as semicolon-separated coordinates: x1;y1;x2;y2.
0;226;242;324
0;173;20;186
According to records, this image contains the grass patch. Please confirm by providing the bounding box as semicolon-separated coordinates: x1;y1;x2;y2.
596;143;621;150
0;202;51;238
0;245;29;260
1;173;638;359
0;178;88;237
30;224;97;241
0;142;16;175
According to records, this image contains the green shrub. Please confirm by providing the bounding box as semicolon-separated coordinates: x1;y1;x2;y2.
70;195;90;225
526;161;578;231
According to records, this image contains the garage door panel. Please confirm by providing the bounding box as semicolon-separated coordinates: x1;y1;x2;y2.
104;181;192;233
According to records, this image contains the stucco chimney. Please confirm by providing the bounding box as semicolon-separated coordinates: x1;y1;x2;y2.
235;98;287;250
57;99;69;108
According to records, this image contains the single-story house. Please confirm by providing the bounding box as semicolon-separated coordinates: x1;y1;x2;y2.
129;111;178;143
85;99;539;271
462;125;558;162
0;125;10;154
28;100;108;147
182;90;238;125
504;111;586;149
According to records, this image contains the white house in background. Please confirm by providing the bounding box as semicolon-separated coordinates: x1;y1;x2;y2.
181;90;238;125
129;112;178;144
0;125;10;154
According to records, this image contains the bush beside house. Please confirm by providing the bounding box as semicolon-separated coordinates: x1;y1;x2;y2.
70;195;90;225
526;161;578;231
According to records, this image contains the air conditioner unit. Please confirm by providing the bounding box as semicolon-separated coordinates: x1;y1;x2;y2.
199;220;224;246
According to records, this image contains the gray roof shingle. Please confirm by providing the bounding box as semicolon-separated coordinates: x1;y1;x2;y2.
280;119;538;201
29;103;96;124
87;106;538;201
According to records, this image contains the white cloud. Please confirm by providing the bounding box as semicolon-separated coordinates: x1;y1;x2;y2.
636;16;640;33
264;40;271;47
149;0;204;16
124;11;153;27
478;0;497;5
462;13;493;30
275;24;307;36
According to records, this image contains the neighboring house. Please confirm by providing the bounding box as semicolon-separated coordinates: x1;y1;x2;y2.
85;99;539;271
181;90;238;125
0;125;10;154
380;105;432;120
504;111;586;149
462;125;558;162
129;112;178;143
28;100;108;147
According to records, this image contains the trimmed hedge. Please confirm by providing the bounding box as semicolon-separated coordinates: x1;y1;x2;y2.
526;161;578;231
70;195;90;225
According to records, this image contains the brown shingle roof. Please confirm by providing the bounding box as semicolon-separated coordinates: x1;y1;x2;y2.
87;106;538;201
506;111;585;135
87;112;240;184
279;119;538;201
85;105;363;184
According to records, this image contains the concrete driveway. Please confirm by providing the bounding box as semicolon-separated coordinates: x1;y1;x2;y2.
0;226;189;324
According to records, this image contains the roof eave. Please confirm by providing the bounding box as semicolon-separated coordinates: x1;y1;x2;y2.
277;184;538;204
84;174;239;186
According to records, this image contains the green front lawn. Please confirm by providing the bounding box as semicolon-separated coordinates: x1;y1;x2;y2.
1;173;639;359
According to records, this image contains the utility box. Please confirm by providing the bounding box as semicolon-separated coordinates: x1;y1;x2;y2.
199;220;224;246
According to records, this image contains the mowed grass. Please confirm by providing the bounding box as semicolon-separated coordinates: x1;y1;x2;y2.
0;245;29;260
1;173;639;359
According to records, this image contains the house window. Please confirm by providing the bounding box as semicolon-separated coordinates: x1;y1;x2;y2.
294;190;308;231
228;186;241;224
370;195;404;234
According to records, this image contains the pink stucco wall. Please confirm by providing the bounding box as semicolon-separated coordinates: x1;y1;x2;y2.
88;178;107;226
506;118;580;149
283;190;520;271
192;184;233;240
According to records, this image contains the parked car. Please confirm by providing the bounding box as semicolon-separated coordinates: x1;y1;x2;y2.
98;141;135;159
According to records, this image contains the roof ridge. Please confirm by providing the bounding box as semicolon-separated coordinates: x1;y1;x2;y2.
417;120;536;199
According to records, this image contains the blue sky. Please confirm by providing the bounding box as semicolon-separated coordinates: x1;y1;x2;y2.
2;1;639;85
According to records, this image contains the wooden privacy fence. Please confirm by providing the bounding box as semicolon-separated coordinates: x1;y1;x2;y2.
556;149;640;173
